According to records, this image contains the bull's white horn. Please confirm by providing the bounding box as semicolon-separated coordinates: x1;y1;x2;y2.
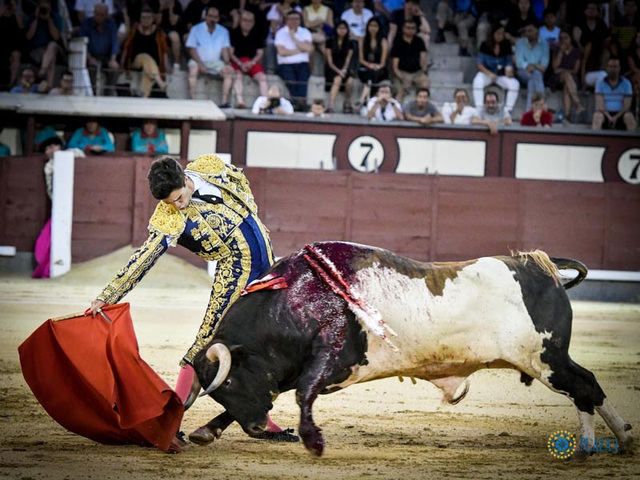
199;343;232;397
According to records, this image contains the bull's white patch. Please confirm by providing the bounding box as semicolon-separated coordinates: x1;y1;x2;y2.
328;257;554;391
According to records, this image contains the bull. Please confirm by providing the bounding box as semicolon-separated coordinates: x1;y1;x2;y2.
189;241;634;457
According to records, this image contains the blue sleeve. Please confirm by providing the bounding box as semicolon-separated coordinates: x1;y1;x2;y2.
622;79;633;96
100;128;115;152
110;21;119;57
67;129;83;149
514;40;525;68
156;132;169;154
130;130;145;153
595;79;604;94
540;42;549;69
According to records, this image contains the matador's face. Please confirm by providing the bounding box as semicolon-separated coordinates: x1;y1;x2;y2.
162;178;194;210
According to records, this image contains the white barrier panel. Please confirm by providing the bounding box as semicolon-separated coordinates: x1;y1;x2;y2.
396;138;486;176
515;144;605;182
246;132;337;170
188;130;217;159
50;150;75;277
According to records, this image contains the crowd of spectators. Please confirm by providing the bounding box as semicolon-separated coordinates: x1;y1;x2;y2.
0;0;638;134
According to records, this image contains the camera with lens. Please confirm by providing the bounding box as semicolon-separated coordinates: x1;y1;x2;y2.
268;97;280;109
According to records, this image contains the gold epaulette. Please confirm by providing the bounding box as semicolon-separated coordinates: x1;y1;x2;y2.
186;154;226;176
148;201;186;238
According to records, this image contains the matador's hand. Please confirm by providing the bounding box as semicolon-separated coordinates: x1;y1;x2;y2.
89;299;107;317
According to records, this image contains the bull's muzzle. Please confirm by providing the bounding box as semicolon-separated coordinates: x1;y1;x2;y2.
199;343;232;397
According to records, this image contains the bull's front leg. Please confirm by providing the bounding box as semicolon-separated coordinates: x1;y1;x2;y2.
296;348;337;456
188;411;234;446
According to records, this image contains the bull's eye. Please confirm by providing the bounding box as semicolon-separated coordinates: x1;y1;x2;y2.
224;378;232;387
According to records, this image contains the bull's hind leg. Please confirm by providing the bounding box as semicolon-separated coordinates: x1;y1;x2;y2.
534;354;633;457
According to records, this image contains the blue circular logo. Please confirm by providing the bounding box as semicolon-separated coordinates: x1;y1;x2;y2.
547;430;576;459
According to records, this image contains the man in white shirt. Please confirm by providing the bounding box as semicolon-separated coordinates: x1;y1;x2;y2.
75;0;114;22
340;0;374;39
186;6;234;103
274;10;313;111
365;81;403;121
441;88;478;125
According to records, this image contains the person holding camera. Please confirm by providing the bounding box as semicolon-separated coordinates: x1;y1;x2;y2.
251;84;295;115
25;0;62;89
364;80;403;121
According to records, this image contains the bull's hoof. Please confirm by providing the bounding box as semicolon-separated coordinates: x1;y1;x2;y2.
189;426;218;446
300;425;324;456
254;428;300;443
571;449;591;461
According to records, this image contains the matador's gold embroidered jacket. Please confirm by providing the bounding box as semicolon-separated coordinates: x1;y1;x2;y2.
96;154;262;304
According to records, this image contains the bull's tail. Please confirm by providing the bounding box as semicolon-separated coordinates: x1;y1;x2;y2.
550;257;588;290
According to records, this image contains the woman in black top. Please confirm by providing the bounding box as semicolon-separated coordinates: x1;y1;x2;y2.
357;17;389;106
325;21;354;113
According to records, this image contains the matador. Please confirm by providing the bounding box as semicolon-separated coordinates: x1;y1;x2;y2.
89;154;296;446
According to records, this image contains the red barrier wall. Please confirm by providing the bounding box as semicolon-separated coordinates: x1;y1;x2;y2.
2;157;639;270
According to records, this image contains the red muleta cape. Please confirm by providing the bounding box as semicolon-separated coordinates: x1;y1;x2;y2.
18;303;184;451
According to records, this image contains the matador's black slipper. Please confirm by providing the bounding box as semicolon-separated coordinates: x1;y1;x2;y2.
255;428;300;442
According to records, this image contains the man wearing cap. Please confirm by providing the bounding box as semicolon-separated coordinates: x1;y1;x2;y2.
89;154;298;447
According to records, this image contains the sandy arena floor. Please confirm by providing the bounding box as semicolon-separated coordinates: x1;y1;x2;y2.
1;248;639;480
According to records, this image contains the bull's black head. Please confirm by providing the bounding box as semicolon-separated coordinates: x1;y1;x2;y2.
194;342;275;436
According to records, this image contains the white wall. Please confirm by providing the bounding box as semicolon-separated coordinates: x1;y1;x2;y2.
515;144;605;182
246;132;337;170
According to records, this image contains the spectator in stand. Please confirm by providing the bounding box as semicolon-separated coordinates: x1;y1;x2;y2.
275;10;313;111
157;0;185;69
592;57;636;131
372;0;404;34
573;2;610;88
79;3;120;88
215;0;243;30
611;0;640;65
251;84;295;114
515;20;549;110
472;24;520;113
303;0;334;53
10;66;47;93
267;0;301;39
0;0;24;91
244;0;270;42
121;7;169;97
75;0;114;23
628;31;640;99
388;0;430;48
67;118;116;154
390;19;429;102
435;0;477;56
324;20;355;113
471;90;512;135
551;29;584;122
341;0;373;40
474;0;512;48
357;17;389;106
182;0;213;31
229;10;269;109
131;119;169;154
442;88;478;125
25;0;63;88
505;0;537;44
186;6;233;102
539;8;560;49
49;70;75;95
306;98;327;117
520;92;552;127
0;138;10;156
404;87;444;126
365;80;403;121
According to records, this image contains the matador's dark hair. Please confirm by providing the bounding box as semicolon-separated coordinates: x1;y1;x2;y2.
148;157;185;200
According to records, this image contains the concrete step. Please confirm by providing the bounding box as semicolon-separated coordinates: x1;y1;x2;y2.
430;55;475;72
429;42;459;57
428;70;464;84
429;83;472;103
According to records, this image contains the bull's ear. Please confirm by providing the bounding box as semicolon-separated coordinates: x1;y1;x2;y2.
228;344;247;359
